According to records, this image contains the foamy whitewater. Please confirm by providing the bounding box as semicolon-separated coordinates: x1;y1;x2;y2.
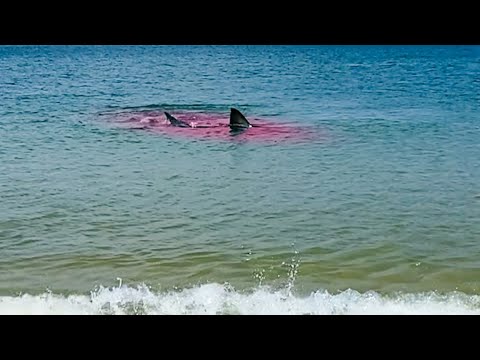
2;283;479;315
2;45;480;315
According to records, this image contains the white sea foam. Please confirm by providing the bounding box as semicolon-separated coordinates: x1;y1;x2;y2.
1;283;479;315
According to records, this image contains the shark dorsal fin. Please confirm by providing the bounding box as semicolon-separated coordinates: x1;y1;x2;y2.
229;108;251;128
164;112;191;128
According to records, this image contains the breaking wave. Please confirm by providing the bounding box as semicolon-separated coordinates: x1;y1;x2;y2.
2;282;479;315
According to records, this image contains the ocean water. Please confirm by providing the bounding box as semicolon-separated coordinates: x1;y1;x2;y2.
1;45;480;315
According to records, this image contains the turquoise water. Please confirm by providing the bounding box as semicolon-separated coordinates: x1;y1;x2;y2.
1;45;480;314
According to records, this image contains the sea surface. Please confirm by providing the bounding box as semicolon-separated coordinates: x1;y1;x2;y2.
1;45;480;314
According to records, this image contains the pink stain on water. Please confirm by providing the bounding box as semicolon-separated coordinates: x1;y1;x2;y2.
110;110;323;144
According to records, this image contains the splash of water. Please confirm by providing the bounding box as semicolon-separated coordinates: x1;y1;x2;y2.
1;283;479;315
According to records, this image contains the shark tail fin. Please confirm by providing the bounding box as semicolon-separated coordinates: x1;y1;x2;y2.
164;112;191;128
